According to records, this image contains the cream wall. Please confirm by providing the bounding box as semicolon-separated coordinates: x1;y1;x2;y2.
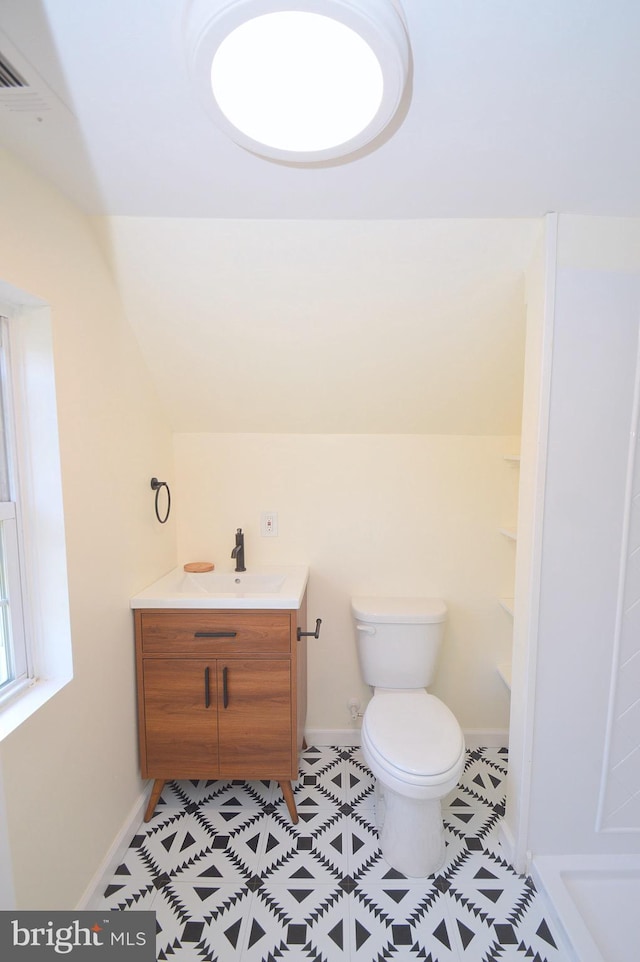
174;432;517;738
0;150;176;908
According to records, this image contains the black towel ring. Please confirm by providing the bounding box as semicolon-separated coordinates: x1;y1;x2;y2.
150;477;171;524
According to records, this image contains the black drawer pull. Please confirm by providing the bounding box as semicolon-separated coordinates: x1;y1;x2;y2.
204;666;211;708
194;631;237;638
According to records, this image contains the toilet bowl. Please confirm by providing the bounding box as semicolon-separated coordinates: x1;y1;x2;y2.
352;596;465;877
361;689;465;877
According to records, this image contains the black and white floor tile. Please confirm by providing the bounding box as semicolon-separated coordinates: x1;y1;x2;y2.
100;747;564;961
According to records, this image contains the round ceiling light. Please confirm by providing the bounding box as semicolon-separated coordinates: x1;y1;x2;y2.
184;0;411;163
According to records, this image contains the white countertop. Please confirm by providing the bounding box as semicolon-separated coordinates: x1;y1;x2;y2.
130;565;309;610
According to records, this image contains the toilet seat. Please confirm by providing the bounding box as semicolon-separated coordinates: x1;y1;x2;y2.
362;691;464;789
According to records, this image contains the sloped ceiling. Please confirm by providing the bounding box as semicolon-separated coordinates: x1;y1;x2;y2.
1;1;637;433
97;217;539;433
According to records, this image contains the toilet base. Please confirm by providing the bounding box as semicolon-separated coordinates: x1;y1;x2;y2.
375;780;446;878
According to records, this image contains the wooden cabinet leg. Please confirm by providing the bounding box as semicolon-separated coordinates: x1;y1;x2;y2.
144;779;165;822
278;780;298;824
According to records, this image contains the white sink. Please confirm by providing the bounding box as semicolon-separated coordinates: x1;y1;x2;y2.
184;571;286;594
130;565;309;610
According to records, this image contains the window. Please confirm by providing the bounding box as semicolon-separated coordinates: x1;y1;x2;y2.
0;317;30;704
0;286;72;740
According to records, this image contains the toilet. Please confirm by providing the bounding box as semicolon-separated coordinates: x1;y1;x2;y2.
352;596;465;878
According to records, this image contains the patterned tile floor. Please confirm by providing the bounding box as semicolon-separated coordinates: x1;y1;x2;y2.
99;747;565;961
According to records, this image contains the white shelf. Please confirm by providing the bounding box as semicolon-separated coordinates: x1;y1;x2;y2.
497;662;512;690
499;597;515;616
504;454;521;463
499;526;517;541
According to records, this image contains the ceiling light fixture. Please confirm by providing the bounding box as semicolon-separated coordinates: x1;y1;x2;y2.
184;0;411;164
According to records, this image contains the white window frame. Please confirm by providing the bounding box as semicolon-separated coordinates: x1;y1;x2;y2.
0;317;31;704
0;505;30;697
0;284;72;740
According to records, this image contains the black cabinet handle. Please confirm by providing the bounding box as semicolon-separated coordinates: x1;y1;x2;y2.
222;666;229;708
204;666;211;708
194;631;237;638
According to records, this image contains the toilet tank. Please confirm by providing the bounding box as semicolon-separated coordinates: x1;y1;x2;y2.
351;596;447;689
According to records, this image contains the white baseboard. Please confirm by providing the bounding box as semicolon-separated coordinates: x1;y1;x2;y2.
305;728;509;750
76;786;149;910
463;729;509;749
305;728;361;746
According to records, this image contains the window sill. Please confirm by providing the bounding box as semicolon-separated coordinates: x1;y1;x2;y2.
0;674;72;742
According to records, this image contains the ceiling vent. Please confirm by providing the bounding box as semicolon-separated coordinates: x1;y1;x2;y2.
0;51;27;89
0;44;62;118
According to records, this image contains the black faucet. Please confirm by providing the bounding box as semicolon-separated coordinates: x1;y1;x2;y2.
231;528;246;572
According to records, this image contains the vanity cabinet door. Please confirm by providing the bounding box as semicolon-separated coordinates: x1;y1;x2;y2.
142;658;219;779
217;659;292;777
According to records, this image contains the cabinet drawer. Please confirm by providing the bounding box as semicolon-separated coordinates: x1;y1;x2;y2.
139;610;291;655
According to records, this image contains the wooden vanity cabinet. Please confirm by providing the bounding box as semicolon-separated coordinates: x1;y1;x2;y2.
134;600;307;822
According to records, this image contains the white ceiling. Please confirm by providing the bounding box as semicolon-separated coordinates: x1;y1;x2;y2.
0;1;637;434
1;0;638;219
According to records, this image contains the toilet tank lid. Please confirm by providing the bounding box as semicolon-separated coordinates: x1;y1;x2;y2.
351;596;447;624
